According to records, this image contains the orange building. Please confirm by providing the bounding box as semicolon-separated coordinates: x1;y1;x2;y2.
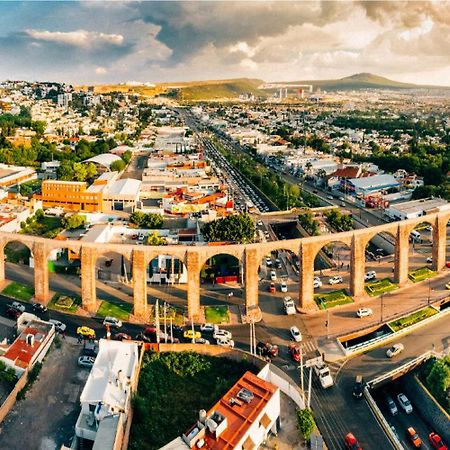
35;180;102;212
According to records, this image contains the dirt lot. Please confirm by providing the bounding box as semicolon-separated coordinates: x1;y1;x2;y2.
0;338;89;450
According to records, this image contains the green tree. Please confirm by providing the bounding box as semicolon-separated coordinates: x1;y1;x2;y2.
201;213;256;244
61;214;86;230
146;231;167;246
130;211;164;229
296;408;316;442
122;150;132;164
110;159;126;172
425;356;450;409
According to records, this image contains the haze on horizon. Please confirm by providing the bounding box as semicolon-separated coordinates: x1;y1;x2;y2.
0;1;449;86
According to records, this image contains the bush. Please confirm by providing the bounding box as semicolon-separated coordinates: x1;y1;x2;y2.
110;159;126;172
130;211;163;229
61;214;86;230
296;408;316;442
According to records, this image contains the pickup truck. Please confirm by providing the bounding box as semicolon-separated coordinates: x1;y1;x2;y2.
314;362;334;389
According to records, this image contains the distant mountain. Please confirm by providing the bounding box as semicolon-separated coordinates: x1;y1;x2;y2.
284;73;447;91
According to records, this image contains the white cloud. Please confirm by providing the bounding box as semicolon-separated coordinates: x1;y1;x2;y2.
95;67;107;74
25;29;124;48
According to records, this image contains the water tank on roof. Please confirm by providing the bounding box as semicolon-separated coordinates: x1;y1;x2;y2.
199;409;207;424
206;419;218;433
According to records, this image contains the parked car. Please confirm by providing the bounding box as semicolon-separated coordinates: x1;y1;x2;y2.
407;427;422;448
9;301;25;313
429;432;448;450
77;326;96;338
5;307;21;319
32;303;48;313
200;323;218;333
364;271;377;281
329;275;343;285
386;396;398;416
344;432;362;450
183;330;201;340
283;296;296;315
386;343;404;358
397;393;413;414
313;277;322;288
83;342;99;357
314;362;334;388
49;319;66;333
78;356;95;368
446;282;450;290
290;326;302;342
289;343;301;362
269;282;276;293
193;338;210;345
280;282;288;293
214;329;232;340
103;316;122;328
270;270;277;281
356;308;373;318
265;257;272;266
352;375;363;399
427;256;433;263
216;338;234;348
275;259;282;269
113;332;132;341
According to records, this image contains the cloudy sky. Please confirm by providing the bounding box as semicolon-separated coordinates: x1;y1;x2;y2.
0;1;449;85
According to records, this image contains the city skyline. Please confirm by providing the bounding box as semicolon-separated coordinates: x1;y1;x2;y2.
0;1;449;86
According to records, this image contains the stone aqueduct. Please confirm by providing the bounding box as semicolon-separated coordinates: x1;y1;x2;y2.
0;211;449;321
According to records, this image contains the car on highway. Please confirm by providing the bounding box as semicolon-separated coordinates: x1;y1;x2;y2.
49;319;66;333
429;432;448;450
216;337;234;348
103;316;122;328
407;427;422;448
364;270;377;281
200;323;218;333
280;282;288;293
283;296;296;315
352;375;364;399
397;393;413;414
329;275;343;285
344;432;362;450
313;277;322;288
269;282;276;293
386;396;398;416
77;326;96;338
386;343;404;358
289;343;301;362
270;270;277;281
183;330;201;340
78;356;95;368
290;326;302;342
31;303;48;313
5;307;21;319
314;362;334;388
9;301;25;313
356;308;373;318
256;341;279;358
213;329;232;340
327;195;334;200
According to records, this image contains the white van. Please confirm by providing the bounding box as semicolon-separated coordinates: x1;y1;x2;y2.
410;230;421;241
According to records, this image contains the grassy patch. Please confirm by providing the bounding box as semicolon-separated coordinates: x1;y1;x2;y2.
97;300;132;321
315;289;353;310
408;267;437;283
204;305;230;324
129;352;256;450
389;306;438;332
48;294;81;313
365;278;398;297
1;282;34;301
20;215;63;238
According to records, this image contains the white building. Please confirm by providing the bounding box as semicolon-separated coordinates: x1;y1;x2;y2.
75;339;140;450
385;197;450;220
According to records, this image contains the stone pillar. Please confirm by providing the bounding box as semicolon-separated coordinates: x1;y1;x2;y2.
350;235;366;299
186;250;201;320
132;250;148;320
395;224;410;286
244;248;259;310
81;246;97;313
33;242;49;304
299;242;315;309
432;215;447;271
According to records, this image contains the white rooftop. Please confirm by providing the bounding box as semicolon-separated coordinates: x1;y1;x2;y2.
350;174;400;189
84;153;122;169
108;178;141;196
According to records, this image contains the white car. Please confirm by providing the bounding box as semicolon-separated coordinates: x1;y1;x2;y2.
290;326;302;342
356;308;373;318
49;319;67;333
328;275;343;285
313;277;322;289
214;329;232;340
78;356;95;368
283;296;296;315
200;323;218;333
11;301;25;313
314;362;334;389
426;256;433;263
270;271;277;281
364;271;377;281
265;257;272;267
216;338;234;348
103;316;122;328
280;282;288;293
386;343;404;358
397;393;413;414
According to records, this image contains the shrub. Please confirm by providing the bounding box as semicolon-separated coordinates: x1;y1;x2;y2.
296;408;316;442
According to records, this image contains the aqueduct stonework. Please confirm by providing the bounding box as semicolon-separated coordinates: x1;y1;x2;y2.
0;211;448;321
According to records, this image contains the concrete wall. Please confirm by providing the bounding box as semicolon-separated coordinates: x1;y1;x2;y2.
0;210;448;320
0;370;28;425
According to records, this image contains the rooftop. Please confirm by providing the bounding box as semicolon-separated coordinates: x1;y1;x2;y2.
349;173;400;189
389;197;449;214
84;153;122;169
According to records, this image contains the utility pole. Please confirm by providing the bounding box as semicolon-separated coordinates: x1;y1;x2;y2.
300;346;305;405
307;366;312;409
155;299;160;344
326;309;330;339
163;302;167;343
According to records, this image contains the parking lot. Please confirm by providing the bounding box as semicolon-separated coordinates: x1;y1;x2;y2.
0;339;88;450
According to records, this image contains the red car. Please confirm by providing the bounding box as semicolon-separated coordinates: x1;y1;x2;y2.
5;308;21;319
268;282;276;293
289;343;301;362
345;432;362;450
446;262;450;268
429;433;448;450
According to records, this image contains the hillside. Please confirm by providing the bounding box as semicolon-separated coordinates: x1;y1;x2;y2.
285;73;445;91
